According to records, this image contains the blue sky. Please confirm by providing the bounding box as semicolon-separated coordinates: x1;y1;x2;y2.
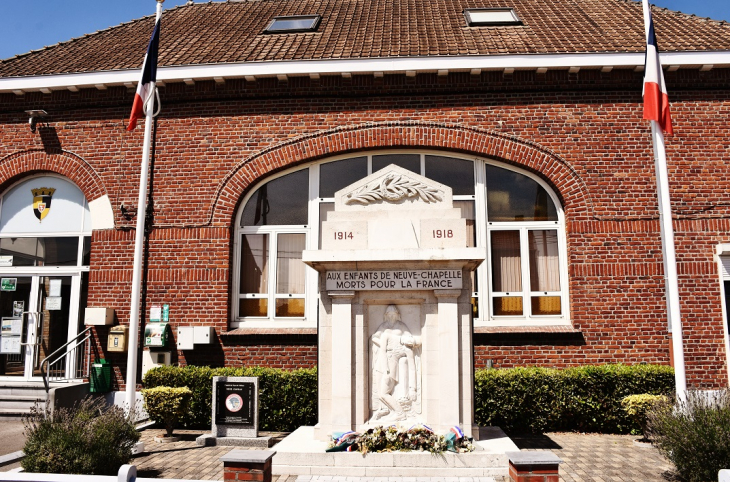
0;0;727;61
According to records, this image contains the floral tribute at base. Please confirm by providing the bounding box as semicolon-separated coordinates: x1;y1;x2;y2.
326;425;474;454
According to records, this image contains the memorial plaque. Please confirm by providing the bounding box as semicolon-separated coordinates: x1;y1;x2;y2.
326;269;462;291
215;381;255;425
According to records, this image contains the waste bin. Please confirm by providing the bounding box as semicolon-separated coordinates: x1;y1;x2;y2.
90;359;112;393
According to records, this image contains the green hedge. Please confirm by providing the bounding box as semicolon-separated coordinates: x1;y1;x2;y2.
144;364;673;434
142;366;317;431
475;364;675;433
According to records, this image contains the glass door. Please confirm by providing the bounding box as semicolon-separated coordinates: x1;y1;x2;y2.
0;275;78;380
0;276;38;377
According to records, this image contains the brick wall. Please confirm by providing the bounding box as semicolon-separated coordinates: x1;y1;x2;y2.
1;68;728;389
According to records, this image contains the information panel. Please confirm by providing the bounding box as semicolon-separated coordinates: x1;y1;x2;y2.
326;269;462;291
215;381;255;425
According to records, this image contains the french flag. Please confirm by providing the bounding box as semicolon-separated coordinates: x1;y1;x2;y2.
642;1;673;135
126;18;161;131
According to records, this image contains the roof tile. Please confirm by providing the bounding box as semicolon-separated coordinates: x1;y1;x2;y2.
1;0;729;78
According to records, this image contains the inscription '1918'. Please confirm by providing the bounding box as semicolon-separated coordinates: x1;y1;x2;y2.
432;229;453;238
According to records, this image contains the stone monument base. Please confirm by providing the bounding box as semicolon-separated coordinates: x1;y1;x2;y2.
196;434;274;448
271;426;519;478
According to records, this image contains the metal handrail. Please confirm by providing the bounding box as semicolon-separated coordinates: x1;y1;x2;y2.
40;326;93;393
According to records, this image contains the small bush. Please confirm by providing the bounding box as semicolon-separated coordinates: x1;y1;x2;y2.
22;397;139;475
142;365;317;431
621;394;669;438
141;386;192;437
648;389;730;482
474;364;674;433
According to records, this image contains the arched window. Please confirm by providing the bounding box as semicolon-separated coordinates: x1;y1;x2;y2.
233;151;568;327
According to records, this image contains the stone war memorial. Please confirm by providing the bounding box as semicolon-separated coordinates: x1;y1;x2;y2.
272;165;519;477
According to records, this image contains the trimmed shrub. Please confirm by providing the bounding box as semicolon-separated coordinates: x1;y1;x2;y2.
474;364;674;433
22;397;139;475
648;389;730;482
621;394;669;438
145;364;673;434
141;386;192;437
142;365;317;431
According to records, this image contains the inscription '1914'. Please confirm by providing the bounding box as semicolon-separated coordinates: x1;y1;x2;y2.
326;270;462;291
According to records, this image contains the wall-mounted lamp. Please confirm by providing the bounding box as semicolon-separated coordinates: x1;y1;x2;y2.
25;110;47;132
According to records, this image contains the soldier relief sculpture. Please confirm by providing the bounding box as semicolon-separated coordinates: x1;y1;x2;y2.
369;305;422;423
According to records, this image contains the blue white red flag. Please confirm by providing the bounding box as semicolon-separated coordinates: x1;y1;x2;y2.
126;18;161;131
642;0;673;134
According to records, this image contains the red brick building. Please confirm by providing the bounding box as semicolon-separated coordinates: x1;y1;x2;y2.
0;0;729;392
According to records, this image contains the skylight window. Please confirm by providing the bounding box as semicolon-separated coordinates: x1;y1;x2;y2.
464;8;522;27
265;15;321;33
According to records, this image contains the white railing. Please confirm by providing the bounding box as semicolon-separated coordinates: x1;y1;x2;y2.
40;327;92;392
0;465;206;482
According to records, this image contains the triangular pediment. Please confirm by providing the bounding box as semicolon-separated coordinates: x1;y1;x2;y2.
334;164;452;212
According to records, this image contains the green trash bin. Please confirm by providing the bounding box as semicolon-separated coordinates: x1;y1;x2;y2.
90;359;111;393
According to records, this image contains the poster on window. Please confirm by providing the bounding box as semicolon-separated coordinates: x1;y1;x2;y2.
12;301;24;318
1;317;22;336
0;336;21;354
49;279;62;297
45;297;62;311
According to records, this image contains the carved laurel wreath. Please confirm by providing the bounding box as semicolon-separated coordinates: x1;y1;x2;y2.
345;174;443;205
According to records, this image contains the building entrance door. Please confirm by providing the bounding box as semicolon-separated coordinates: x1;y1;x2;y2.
0;274;79;380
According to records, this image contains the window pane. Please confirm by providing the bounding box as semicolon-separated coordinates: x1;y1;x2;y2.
240;234;268;294
425;156;475;195
528;230;561;292
241;169;309;226
486;165;558;222
239;298;268;317
319;202;334;248
531;296;561;315
372;154;420;174
454;201;476;248
491;231;522;292
319;157;368;198
276;298;305;317
276;233;306;294
0;237;78;266
82;236;91;266
493;297;523;316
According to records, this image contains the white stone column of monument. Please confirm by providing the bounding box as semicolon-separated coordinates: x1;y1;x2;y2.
434;289;462;430
329;291;356;431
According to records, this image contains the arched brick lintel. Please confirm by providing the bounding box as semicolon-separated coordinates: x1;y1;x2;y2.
212;122;592;225
0;149;107;202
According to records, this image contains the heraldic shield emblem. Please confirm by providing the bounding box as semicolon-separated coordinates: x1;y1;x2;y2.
31;187;56;222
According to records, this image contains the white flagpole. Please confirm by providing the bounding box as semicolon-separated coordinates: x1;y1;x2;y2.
642;0;686;400
651;121;687;400
125;0;164;416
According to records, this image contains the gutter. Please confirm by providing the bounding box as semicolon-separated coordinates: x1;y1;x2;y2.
1;50;730;95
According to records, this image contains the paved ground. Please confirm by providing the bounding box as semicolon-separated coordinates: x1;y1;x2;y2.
0;420;25;456
128;428;680;481
1;426;681;481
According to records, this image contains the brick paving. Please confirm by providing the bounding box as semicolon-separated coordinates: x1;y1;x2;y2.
128;429;680;482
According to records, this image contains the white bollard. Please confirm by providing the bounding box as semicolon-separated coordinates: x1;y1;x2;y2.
118;464;137;482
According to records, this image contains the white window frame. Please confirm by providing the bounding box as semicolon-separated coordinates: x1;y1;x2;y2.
715;245;730;384
232;150;570;328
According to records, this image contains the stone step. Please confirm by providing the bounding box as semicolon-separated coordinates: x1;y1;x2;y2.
271;426;518;478
0;407;33;417
0;398;44;410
